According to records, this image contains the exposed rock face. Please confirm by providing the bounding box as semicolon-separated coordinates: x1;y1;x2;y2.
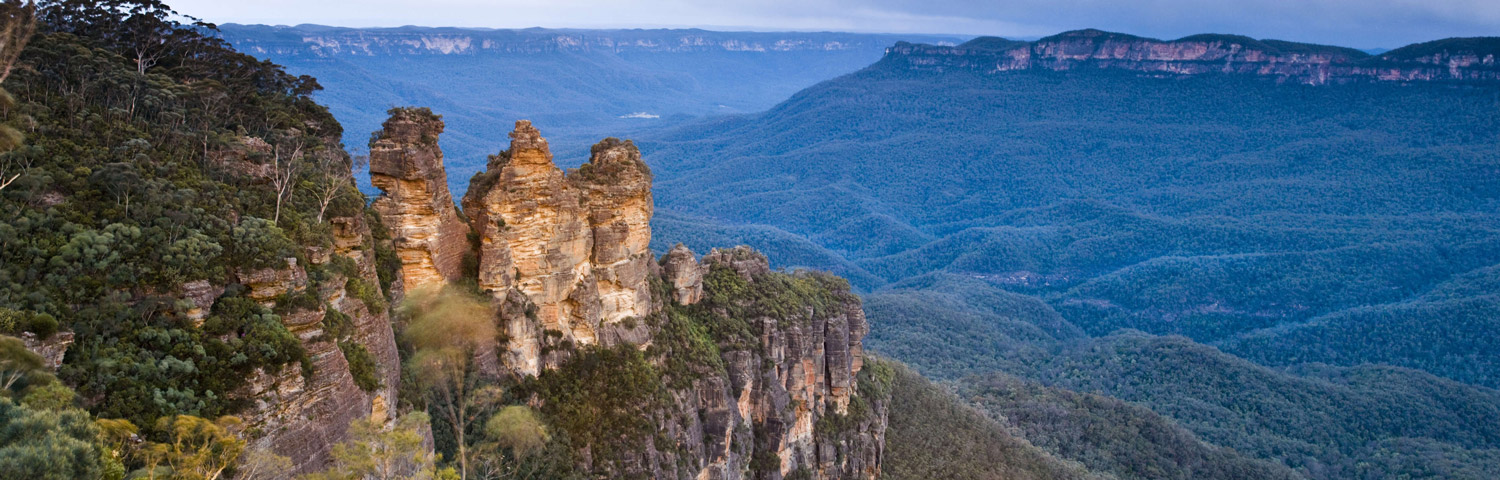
886;29;1500;85
226;213;402;473
375;112;885;479
370;108;471;291
20;331;73;370
218;25;947;57
661;244;704;305
643;247;882;480
461;121;654;376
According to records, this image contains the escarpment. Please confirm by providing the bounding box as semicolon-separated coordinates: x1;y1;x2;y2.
376;110;887;479
886;29;1500;85
231;197;402;473
649;246;882;480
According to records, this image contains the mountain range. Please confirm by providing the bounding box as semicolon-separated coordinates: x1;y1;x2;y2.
214;24;966;190
5;4;1500;477
640;29;1500;478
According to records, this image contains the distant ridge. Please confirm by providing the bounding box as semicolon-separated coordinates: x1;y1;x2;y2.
884;28;1500;84
219;23;966;57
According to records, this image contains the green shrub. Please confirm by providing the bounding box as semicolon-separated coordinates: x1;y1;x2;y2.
523;344;661;471
339;341;381;392
346;277;386;313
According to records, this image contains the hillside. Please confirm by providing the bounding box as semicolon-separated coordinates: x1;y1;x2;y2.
0;2;897;479
215;24;966;192
641;29;1500;478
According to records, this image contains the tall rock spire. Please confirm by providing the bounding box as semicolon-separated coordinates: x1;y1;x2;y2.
460;121;655;376
368;107;470;291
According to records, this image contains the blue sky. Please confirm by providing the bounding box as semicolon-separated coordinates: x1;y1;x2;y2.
172;0;1498;48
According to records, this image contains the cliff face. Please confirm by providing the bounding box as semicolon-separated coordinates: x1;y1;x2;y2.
460;121;655;376
649;247;883;480
378;111;886;479
217;25;955;57
885;29;1500;85
369;108;471;290
230;210;402;473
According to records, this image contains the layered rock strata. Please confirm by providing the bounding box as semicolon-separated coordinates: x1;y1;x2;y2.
886;29;1500;85
227;210;402;473
460;121;654;376
370;108;471;290
376;111;886;479
646;247;882;480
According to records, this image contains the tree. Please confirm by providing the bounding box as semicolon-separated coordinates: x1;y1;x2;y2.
0;1;36;177
482;406;548;457
301;412;452;480
139;415;247;480
471;405;552;479
0;335;49;395
90;162;142;214
401;287;498;480
96;417;138;477
0;1;35;84
0;151;27;192
307;150;357;223
0;398;108;480
36;0;206;75
20;381;75;411
266;132;305;224
234;447;292;480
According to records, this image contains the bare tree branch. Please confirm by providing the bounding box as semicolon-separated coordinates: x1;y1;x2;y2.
0;1;36;85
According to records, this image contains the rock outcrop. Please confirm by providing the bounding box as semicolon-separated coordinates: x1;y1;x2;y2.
219;25;946;57
367;110;886;479
885;29;1500;85
647;247;883;480
20;331;73;370
370;108;471;291
661;243;704;305
225;211;401;473
460;121;654;376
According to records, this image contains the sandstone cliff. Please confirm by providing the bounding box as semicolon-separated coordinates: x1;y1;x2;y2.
370;108;471;291
646;246;883;480
372;110;887;479
229;208;402;473
460;121;655;376
885;29;1500;85
218;25;949;57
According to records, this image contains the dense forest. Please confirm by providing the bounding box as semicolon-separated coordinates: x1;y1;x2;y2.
642;34;1500;479
0;3;905;478
0;0;398;477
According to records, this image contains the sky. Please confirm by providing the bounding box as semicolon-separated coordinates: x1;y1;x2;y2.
171;0;1499;49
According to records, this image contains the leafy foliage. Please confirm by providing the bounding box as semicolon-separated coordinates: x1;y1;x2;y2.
0;397;110;480
877;358;1101;480
0;0;384;432
647;57;1500;389
301;412;453;480
339;341;380;392
521;344;660;472
139;414;246;480
399;286;499;479
645;48;1500;479
960;372;1298;479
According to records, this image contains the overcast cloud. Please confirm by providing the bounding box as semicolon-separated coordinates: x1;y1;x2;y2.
171;0;1499;49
